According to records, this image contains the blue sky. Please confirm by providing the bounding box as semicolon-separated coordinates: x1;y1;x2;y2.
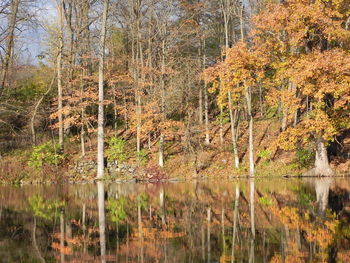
21;1;57;65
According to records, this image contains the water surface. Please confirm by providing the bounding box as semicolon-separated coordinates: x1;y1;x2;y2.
0;178;349;262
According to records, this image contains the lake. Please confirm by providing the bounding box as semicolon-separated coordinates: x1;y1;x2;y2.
0;178;349;262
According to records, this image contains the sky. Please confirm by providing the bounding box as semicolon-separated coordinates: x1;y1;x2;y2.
20;1;57;65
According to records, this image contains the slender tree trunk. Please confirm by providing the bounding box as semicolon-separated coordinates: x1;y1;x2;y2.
239;3;244;42
0;0;20;92
204;83;210;145
138;199;144;263
63;0;74;136
159;37;166;167
203;40;210;145
133;0;142;154
113;85;118;130
60;212;65;263
228;91;239;168
207;207;211;263
97;0;109;179
249;178;255;239
137;19;145;153
221;208;225;253
220;106;224;145
80;110;86;157
57;0;64;150
199;86;203;124
249;238;255;263
231;184;240;263
32;217;45;263
160;187;165;226
198;45;203;125
245;86;254;177
97;181;106;263
80;70;86;157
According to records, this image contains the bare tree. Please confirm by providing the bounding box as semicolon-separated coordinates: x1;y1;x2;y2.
0;0;20;93
97;0;109;179
56;0;64;150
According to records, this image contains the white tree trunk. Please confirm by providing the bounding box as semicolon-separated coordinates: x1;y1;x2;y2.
249;178;255;239
159;37;166;167
159;134;164;167
203;39;210;145
97;181;106;263
231;184;240;263
220;106;224;145
199;87;203;125
228;91;239;168
57;0;64;150
204;82;210;145
60;212;65;263
245;86;255;177
315;178;333;216
314;139;334;176
97;0;109;179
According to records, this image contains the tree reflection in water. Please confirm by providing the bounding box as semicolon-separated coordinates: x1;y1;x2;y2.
0;178;349;262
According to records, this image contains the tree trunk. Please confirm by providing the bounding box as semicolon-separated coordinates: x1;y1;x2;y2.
204;83;210;145
159;37;166;167
32;217;45;263
0;0;20;92
249;178;255;239
138;199;144;263
207;207;211;263
203;40;210;145
159;187;165;226
97;181;106;263
231;184;240;263
219;106;224;145
113;85;118;130
198;43;203;125
245;86;255;177
315;178;333;216
314;138;333;176
97;0;109;179
228;91;239;168
60;212;65;263
57;0;64;150
199;86;203;125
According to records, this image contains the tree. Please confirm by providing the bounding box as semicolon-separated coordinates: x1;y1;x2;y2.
0;0;20;93
55;0;64;150
253;0;350;175
97;0;109;179
204;41;266;176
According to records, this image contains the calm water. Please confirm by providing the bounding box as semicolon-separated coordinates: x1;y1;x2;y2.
0;178;349;263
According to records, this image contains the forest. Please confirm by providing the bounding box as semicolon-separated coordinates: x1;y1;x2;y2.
0;0;350;183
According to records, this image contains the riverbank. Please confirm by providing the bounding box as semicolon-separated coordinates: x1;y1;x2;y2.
1;119;349;185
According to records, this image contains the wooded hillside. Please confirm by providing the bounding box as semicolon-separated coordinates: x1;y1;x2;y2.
0;0;349;181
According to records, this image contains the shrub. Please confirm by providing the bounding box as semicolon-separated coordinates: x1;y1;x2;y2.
106;136;127;163
28;141;64;170
295;148;315;169
258;196;272;206
257;149;272;160
137;149;148;165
